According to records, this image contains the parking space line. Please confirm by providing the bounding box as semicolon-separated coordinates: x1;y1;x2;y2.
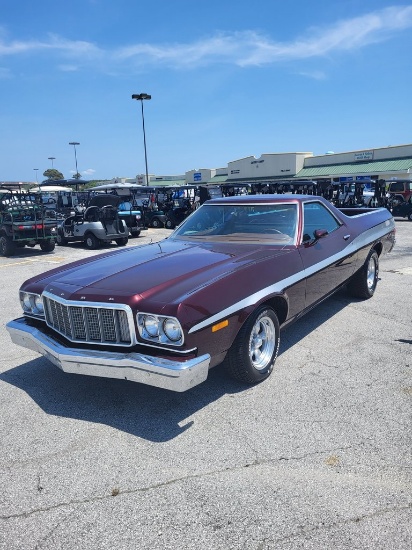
0;257;66;268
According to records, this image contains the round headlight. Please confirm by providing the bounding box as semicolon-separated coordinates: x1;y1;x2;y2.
21;293;32;312
144;315;159;337
34;295;44;314
163;318;182;342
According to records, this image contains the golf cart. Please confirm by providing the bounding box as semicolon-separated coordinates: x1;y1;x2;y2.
87;183;144;237
56;194;129;249
0;184;56;257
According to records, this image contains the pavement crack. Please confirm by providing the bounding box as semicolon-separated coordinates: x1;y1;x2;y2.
1;449;353;520
268;502;412;545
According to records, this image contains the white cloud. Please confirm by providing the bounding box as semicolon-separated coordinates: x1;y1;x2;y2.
0;33;101;59
1;5;411;70
296;70;327;81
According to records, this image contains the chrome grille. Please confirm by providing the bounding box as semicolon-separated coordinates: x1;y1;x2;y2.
43;294;133;346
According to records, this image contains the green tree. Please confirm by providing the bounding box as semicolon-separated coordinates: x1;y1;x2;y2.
73;172;82;180
43;168;64;180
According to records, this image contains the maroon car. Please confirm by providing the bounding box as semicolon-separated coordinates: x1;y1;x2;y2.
7;195;395;392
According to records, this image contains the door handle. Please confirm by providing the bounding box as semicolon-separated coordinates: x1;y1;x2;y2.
343;234;351;240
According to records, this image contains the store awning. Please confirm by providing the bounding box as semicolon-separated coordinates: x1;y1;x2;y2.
295;157;412;178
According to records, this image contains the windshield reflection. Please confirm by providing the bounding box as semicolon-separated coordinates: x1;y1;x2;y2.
171;203;297;244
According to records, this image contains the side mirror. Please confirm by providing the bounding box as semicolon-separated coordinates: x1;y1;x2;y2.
314;228;328;240
303;228;328;247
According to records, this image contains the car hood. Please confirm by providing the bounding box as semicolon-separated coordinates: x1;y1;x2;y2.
34;238;294;308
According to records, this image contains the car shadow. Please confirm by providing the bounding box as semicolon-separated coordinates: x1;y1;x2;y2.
1;292;351;442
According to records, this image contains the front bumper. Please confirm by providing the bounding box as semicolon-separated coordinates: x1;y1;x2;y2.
6;318;210;392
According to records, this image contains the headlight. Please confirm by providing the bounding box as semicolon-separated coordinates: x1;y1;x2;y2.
144;315;159;337
21;293;32;311
34;295;44;314
20;292;44;316
137;313;183;346
163;318;181;342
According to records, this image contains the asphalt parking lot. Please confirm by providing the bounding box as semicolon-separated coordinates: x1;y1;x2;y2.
0;222;411;550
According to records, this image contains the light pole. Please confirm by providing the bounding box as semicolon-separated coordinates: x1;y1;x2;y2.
33;168;39;184
69;142;80;178
132;93;151;186
48;156;56;168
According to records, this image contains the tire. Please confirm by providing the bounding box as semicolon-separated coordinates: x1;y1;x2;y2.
0;235;16;257
115;237;128;246
84;233;100;250
151;217;163;228
56;232;68;246
39;239;55;252
165;218;175;229
347;249;379;299
408;212;412;221
225;305;280;384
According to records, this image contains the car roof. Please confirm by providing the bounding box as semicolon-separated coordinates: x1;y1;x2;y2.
205;194;318;205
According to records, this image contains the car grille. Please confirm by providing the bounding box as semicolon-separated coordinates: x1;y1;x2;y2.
43;294;133;346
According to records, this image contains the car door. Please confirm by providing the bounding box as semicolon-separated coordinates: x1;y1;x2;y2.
298;200;357;309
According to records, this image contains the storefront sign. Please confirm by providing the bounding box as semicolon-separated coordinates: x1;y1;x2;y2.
354;151;373;161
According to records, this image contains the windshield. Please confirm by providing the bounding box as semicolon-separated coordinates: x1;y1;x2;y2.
171;203;298;244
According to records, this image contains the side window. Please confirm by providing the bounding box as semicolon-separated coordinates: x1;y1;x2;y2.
302;202;340;241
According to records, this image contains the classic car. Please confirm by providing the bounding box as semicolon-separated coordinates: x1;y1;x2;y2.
6;195;395;392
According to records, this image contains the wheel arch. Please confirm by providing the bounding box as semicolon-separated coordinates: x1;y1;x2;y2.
259;295;289;326
373;241;383;257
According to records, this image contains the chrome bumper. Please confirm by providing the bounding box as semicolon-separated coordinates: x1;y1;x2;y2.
6;318;210;392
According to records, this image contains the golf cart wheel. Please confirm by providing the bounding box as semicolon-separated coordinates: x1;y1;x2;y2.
408;212;412;221
85;233;100;250
116;237;128;246
40;239;55;253
56;232;68;246
165;219;175;229
151;217;163;228
0;234;16;257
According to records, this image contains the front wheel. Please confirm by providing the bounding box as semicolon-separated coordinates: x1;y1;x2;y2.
115;237;128;246
347;249;379;299
56;232;68;246
165;218;175;229
225;305;280;384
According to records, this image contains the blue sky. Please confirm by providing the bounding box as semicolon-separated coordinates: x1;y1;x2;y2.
1;0;412;182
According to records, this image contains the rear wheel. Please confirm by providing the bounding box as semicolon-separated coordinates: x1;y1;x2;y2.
225;305;280;384
0;235;16;257
347;249;379;299
165;218;175;229
115;237;128;246
151;217;163;228
40;239;55;252
84;233;100;250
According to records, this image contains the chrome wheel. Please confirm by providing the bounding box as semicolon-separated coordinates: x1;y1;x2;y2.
225;305;280;384
367;254;378;291
249;314;277;370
